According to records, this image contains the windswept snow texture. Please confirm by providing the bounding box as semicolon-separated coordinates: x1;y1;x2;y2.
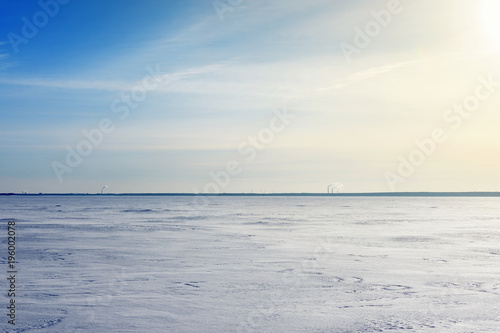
1;196;500;332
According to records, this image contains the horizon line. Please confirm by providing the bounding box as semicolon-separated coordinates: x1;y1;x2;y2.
2;191;500;197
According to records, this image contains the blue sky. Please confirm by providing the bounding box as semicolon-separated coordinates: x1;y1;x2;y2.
1;0;500;193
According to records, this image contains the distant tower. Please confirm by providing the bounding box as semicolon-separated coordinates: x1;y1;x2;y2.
100;185;108;194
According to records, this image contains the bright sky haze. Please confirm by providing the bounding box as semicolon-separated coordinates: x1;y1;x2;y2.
1;0;499;193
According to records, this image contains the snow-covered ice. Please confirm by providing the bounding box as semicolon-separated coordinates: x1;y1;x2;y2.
1;195;500;332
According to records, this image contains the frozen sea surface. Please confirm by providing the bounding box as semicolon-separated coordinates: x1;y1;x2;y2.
1;195;500;332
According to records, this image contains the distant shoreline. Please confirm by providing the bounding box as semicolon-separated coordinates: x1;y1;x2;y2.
2;192;500;197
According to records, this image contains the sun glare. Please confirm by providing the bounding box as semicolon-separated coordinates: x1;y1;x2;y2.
481;0;500;48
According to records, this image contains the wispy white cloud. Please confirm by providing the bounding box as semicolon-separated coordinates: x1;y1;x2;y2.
0;63;227;91
316;59;424;92
0;77;129;91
